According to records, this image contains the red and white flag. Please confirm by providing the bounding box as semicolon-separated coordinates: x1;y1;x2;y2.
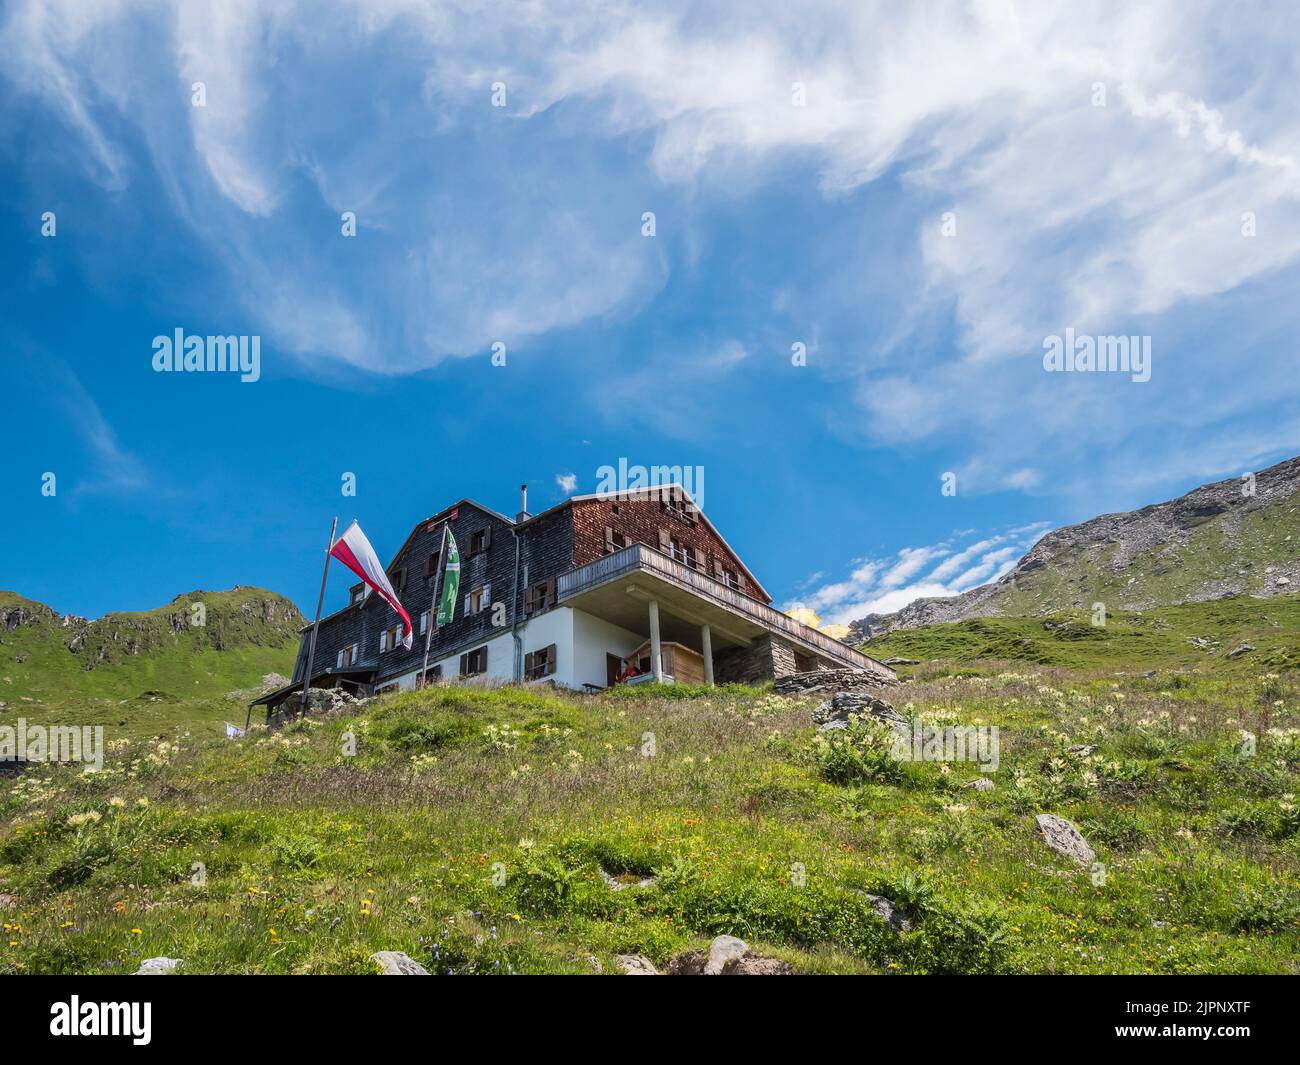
329;521;413;649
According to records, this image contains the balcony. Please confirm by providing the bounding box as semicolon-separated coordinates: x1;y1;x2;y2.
557;543;894;679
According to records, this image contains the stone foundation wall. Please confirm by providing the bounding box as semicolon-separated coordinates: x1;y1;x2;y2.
714;634;802;685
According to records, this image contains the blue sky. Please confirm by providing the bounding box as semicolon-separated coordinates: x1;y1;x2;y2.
3;1;1300;625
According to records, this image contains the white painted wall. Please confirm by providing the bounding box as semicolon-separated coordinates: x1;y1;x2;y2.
571;609;645;689
383;606;646;692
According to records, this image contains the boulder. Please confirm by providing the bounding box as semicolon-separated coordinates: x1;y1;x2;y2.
1036;814;1095;866
965;777;995;792
135;957;182;975
1227;643;1255;659
371;950;429;975
864;894;912;933
813;690;909;733
703;935;750;975
615;954;659;976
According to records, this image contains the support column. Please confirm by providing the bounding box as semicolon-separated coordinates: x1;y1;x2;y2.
701;624;714;686
648;599;663;682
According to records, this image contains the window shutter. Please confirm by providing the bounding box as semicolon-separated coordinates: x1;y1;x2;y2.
459;653;468;675
336;649;343;668
545;578;555;607
484;526;493;551
658;528;671;554
380;631;388;653
463;593;471;615
483;581;491;606
523;585;535;615
524;650;534;676
545;643;557;676
604;526;616;552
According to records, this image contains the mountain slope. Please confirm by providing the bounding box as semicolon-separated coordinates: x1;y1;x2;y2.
855;454;1300;637
0;588;303;733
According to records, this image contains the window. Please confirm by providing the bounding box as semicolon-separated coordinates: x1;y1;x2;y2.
469;528;491;555
425;551;441;577
524;643;557;680
523;578;555;615
422;664;442;684
336;643;359;669
603;526;628;554
611;503;621;515
465;583;491;616
350;584;366;606
389;568;406;595
670;539;694;567
459;646;488;676
721;569;740;591
379;624;401;653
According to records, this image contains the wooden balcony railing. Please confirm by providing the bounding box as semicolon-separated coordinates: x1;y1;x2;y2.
557;544;891;676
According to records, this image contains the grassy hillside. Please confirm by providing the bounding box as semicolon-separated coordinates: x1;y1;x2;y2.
0;588;302;739
863;594;1300;674
2;607;1296;974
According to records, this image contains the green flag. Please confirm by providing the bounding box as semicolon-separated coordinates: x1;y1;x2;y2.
437;528;460;625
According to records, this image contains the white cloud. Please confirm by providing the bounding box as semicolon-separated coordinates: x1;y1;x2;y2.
788;523;1049;625
555;472;578;493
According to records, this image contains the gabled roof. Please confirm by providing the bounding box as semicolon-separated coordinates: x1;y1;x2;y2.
301;486;771;631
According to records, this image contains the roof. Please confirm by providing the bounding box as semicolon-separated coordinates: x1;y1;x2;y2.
300;485;771;632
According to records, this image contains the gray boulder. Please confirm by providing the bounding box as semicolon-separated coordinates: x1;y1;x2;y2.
703;935;750;975
371;950;429;975
135;957;182;975
1036;814;1095;866
615;954;660;975
965;777;995;792
864;894;913;933
813;690;909;733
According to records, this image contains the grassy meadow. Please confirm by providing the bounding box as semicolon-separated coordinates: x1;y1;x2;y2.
2;597;1298;975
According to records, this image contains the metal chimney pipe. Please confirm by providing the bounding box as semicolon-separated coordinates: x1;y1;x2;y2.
520;483;528;513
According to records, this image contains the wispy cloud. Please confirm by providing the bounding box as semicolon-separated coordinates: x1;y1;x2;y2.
555;472;578;493
787;523;1051;625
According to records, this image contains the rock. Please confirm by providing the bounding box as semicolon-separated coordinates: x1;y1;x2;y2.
865;894;913;933
773;665;898;696
729;956;794;975
135;957;182;975
0;893;16;909
1141;670;1157;679
371;950;429;975
598;865;657;891
1278;577;1292;586
1067;744;1096;757
1227;643;1255;658
813;690;909;733
880;657;919;666
615;954;659;975
703;935;749;975
965;777;995;791
1036;814;1095;866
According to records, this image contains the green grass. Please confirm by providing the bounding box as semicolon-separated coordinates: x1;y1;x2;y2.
3;618;1297;973
865;593;1300;674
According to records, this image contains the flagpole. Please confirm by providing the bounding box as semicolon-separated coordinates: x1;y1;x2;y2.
419;523;450;688
299;516;339;716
